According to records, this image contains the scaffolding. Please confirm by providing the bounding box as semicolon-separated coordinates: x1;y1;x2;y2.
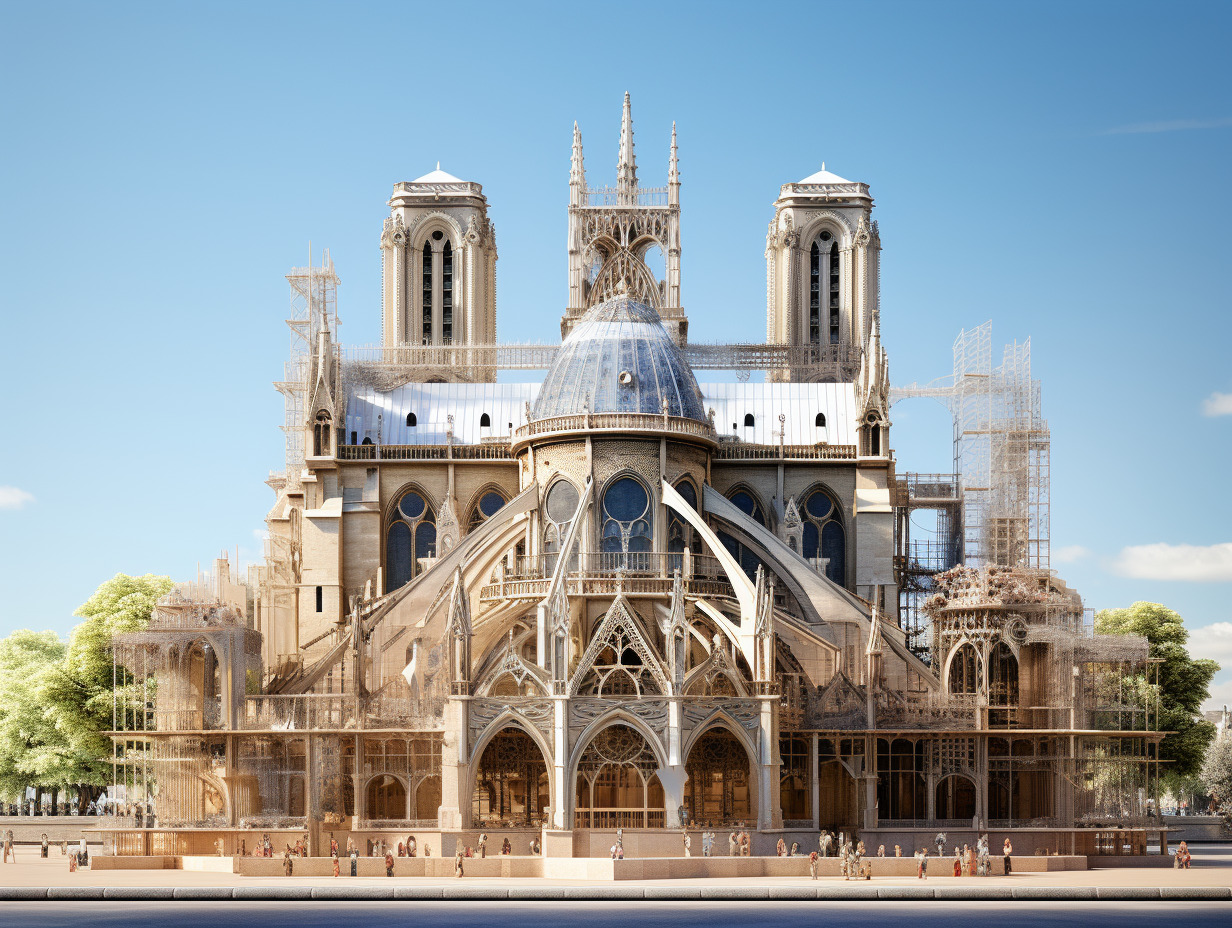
893;322;1050;571
275;251;340;489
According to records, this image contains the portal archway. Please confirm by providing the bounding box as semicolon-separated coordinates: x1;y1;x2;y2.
573;723;665;829
471;726;550;827
684;725;752;826
366;775;406;821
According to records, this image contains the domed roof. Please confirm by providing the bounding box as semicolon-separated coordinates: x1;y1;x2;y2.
534;297;707;422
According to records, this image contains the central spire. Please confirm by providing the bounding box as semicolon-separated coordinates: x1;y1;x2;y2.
617;91;637;193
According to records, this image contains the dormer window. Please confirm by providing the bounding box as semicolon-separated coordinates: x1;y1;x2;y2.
480;413;491;428
406;412;417;427
743;414;755;428
815;412;826;427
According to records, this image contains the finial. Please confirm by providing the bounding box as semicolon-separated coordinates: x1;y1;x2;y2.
436;160;440;171
821;161;825;171
617;91;637;192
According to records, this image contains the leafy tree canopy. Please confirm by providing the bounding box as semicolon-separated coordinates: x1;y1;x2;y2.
41;573;173;790
0;630;67;800
1096;602;1220;788
1202;733;1232;810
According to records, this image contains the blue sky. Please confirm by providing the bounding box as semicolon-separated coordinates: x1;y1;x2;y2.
2;1;1230;704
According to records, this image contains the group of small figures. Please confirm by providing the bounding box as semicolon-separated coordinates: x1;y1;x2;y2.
452;835;541;877
912;834;999;878
809;832;871;880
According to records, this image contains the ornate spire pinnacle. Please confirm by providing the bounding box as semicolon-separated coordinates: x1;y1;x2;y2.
668;121;679;206
617;91;637;193
571;121;585;186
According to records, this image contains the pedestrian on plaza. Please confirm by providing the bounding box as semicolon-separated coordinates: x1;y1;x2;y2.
877;844;885;858
1177;840;1192;869
78;838;87;868
283;849;293;877
809;851;819;879
385;851;395;877
3;830;14;864
332;855;340;878
776;837;786;857
894;844;902;857
501;837;511;855
478;833;488;858
1002;838;1013;875
790;841;800;857
41;834;48;858
350;847;358;876
683;832;692;857
729;833;738;856
953;847;962;877
934;832;947;857
454;850;465;878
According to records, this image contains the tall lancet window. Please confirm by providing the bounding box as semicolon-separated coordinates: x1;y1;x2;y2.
826;234;840;344
809;242;821;345
442;241;453;344
421;241;433;345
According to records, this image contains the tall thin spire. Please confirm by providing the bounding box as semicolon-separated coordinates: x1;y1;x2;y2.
617;91;637;193
570;121;586;206
668;121;679;206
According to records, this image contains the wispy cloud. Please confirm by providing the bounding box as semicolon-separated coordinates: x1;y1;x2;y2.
1101;116;1232;136
1203;392;1232;417
1053;545;1091;564
0;486;34;510
1110;542;1232;582
1190;622;1232;669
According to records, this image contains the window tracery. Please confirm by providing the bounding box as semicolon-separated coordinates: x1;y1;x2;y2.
600;476;653;571
684;728;751;826
385;489;437;593
799;486;846;586
467;489;506;532
543;480;581;574
574;724;664;829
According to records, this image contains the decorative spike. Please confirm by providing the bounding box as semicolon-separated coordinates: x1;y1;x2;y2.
617;91;637;192
571;121;585;185
668;121;680;207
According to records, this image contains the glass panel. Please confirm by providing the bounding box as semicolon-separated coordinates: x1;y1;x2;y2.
822;520;844;585
675;480;697;510
479;492;505;518
399;492;426;520
805;491;833;520
729;491;764;525
603;477;648;522
802;522;819;560
386;521;413;592
546;481;580;523
416;522;436;561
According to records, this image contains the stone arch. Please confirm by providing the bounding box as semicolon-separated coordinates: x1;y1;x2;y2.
797;211;854;251
569;716;668;829
413;775;441;821
568;709;669;779
682;718;758;827
364;773;408;821
935;773;978;821
944;639;983;696
413;212;465;251
464;482;509;534
469;720;553;829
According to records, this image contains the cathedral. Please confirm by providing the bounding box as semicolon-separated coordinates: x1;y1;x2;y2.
103;96;1163;862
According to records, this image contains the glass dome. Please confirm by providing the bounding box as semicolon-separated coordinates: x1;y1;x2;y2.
534;297;707;422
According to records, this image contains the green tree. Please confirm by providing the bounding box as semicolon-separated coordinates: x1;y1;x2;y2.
1202;733;1232;811
1095;602;1220;790
0;629;67;801
41;573;173;793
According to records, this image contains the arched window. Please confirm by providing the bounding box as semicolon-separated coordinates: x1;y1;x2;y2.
948;643;980;695
442;241;453;344
935;775;977;821
467;489;506;532
667;479;697;570
421;241;433;345
406;412;417;427
471;727;549;827
815;412;826;428
313;411;331;457
385;489;437;593
743;413;755;428
543;480;581;574
366;775;406;821
574;725;664;828
809;230;840;346
863;413;882;456
479;412;491;428
988;641;1019;727
600;476;653;570
684;728;750;825
719;488;766;579
800;487;845;586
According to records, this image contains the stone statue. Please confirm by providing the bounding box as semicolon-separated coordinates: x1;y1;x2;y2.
682;832;691;857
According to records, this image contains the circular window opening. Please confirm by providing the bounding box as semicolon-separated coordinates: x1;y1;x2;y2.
432;230;444;241
820;231;832;242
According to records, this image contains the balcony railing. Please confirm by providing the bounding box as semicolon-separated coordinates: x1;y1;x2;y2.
581;186;670;207
575;808;667;829
712;443;857;461
513;412;717;447
337;443;513;462
510;552;725;582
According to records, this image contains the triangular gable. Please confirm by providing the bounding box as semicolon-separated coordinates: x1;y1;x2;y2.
568;595;671;696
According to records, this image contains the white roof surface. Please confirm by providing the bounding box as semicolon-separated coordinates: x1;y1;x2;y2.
411;166;464;184
344;381;856;447
699;382;857;446
798;165;853;184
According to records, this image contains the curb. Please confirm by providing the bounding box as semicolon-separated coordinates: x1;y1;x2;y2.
0;885;1229;902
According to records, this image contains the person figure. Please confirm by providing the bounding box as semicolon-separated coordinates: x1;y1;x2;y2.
776;837;786;857
953;847;962;877
809;850;819;879
965;843;976;876
407;835;417;857
790;841;800;857
683;832;692;857
916;848;928;879
454;850;465;878
935;832;947;858
1178;840;1192;869
478;833;488;859
1002;838;1013;875
78;838;87;867
283;849;293;877
895;844;902;858
531;837;541;855
69;849;77;873
820;831;832;858
385;851;395;877
616;827;624;856
41;834;48;859
501;837;511;856
264;833;273;858
3;829;15;864
332;854;340;878
350;846;358;877
330;835;338;858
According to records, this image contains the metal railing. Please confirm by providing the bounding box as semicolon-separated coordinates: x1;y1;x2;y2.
575;808;667;829
581;186;669;207
510;551;724;581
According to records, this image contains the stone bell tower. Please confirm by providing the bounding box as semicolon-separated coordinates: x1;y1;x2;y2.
379;165;498;368
565;93;686;343
765;165;879;382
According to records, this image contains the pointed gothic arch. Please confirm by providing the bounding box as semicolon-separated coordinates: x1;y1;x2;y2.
569;596;671;697
682;719;756;827
570;720;667;829
469;721;553;829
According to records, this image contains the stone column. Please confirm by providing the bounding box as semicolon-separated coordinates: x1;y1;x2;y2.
810;732;820;831
437;700;466;830
658;765;687;829
551;698;568;830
